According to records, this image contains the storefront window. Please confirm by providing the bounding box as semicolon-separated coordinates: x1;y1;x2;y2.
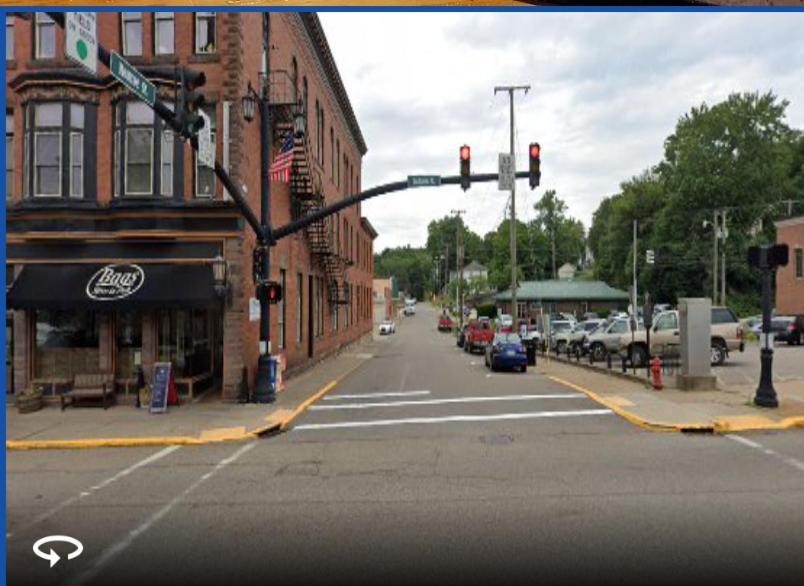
116;312;142;379
157;309;211;378
34;310;100;379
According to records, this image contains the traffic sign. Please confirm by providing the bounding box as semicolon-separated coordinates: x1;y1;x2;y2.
198;110;215;168
498;153;515;191
110;51;156;106
646;249;655;265
407;175;441;188
65;13;98;75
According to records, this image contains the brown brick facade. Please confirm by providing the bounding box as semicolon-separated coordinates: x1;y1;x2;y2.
6;13;375;401
775;217;804;316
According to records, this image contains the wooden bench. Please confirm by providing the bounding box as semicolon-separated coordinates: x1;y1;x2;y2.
61;373;116;411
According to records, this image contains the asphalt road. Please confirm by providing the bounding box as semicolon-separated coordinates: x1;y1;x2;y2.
7;304;804;585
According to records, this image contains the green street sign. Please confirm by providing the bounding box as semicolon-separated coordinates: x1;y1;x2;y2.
407;175;441;188
110;51;156;106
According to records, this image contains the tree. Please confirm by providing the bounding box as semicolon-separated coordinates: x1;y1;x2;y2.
533;190;586;279
374;246;434;300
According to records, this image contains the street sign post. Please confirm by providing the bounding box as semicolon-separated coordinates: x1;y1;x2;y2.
110;51;156;106
65;12;98;75
407;175;441;188
498;153;514;191
198;110;215;168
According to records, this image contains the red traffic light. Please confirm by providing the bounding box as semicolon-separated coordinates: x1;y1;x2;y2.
530;143;540;158
460;145;471;161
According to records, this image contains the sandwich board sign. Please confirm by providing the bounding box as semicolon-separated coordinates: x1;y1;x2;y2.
65;13;98;76
150;362;173;413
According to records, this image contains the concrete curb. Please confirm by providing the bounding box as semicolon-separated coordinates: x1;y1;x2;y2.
546;374;804;434
6;355;372;451
545;354;653;388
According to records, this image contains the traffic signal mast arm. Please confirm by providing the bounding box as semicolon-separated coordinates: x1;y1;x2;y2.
43;12;265;242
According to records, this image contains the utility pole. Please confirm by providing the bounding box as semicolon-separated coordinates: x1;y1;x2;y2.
720;209;728;307
632;219;638;318
494;84;530;326
444;242;450;300
452;209;466;329
712;209;719;305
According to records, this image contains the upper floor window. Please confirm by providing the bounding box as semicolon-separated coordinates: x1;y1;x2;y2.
6;112;13;200
22;102;89;199
330;129;335;179
290;57;298;103
195;105;217;198
195;13;216;54
113;100;177;198
336;139;340;187
796;248;803;279
154;12;174;55
6;16;14;60
121;13;143;57
34;13;55;60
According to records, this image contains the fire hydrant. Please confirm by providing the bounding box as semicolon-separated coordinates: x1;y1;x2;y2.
650;356;663;390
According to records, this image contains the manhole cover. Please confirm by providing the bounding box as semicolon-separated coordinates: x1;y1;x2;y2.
480;434;514;445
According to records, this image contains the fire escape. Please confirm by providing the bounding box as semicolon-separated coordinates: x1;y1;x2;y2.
267;70;351;306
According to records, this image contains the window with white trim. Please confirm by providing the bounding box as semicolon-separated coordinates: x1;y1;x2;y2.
6;16;14;60
34;13;55;60
69;104;84;198
124;102;153;195
154;12;174;55
195;13;216;54
121;12;143;57
195;105;216;198
33;103;62;197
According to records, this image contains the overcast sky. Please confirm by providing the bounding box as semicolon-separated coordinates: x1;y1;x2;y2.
319;11;804;252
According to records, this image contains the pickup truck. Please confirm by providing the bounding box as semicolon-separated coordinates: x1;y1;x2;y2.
437;315;453;332
553;319;606;354
619;307;744;367
464;320;495;354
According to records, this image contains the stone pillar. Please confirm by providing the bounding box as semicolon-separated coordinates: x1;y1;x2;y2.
13;309;29;395
141;312;156;380
222;237;246;402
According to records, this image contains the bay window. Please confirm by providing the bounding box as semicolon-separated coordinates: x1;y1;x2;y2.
125;102;153;195
33;103;62;197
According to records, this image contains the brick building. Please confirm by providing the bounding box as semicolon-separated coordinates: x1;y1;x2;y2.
775;216;804;315
5;12;375;402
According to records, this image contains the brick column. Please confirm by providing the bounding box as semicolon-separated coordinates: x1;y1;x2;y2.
98;313;113;373
141;311;156;379
13;310;29;395
222;237;246;402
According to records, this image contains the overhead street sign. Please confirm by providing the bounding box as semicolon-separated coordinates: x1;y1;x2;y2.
407;175;441;188
498;153;515;191
198;110;215;168
646;249;655;265
110;51;156;106
65;12;98;75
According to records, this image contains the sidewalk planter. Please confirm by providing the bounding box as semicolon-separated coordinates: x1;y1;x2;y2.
16;387;44;414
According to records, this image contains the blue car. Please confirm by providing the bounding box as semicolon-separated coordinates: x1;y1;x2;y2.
485;333;528;373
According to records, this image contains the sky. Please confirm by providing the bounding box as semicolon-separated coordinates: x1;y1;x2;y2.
319;11;804;252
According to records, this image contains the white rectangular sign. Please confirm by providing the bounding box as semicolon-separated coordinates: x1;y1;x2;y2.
198;110;215;168
249;297;260;322
498;153;515;191
65;13;98;75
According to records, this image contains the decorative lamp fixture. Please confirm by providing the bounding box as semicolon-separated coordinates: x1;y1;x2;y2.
293;98;307;137
241;82;256;123
212;254;229;300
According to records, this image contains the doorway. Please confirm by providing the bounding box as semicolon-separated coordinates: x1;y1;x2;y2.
307;275;314;359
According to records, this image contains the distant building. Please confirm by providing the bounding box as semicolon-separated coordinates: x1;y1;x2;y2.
496;280;629;318
373;278;394;322
557;263;577;281
775;216;804;315
449;261;488;283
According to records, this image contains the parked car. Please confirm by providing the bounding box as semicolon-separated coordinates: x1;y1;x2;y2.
789;315;804;345
619;306;744;367
485;332;528;373
497;314;514;330
403;304;416;316
378;320;396;335
465;319;495;354
770;316;797;344
438;314;453;332
457;323;470;348
554;319;606;354
547;320;574;352
584;318;640;362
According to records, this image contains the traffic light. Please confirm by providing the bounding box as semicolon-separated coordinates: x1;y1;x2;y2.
529;142;541;189
749;244;789;269
265;281;283;305
459;145;471;191
177;67;207;139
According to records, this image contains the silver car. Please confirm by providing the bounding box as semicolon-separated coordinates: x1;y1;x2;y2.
584;318;641;362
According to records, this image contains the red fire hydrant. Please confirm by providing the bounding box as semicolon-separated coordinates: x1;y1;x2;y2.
650;356;663;391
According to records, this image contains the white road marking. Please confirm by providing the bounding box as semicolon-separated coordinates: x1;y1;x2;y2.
324;390;432;401
294;409;613;431
6;445;181;540
399;363;410;392
310;393;585;411
68;442;256;586
726;434;804;473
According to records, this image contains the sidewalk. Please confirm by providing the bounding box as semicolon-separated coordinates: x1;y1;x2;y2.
6;340;374;450
539;358;804;434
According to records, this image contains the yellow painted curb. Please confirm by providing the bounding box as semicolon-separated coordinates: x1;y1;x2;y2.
713;415;804;433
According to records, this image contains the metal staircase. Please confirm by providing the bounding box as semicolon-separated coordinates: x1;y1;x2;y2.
272;103;350;306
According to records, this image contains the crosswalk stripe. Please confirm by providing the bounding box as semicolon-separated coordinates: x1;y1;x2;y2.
310;393;586;411
293;409;613;431
324;390;431;401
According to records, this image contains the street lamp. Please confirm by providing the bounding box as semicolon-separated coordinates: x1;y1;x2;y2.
241;77;275;404
293;98;306;137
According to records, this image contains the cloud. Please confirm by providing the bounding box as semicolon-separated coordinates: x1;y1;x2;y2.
319;11;804;252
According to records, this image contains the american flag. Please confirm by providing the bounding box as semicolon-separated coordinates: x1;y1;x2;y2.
269;133;295;183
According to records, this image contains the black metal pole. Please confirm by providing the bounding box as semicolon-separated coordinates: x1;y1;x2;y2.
754;261;777;407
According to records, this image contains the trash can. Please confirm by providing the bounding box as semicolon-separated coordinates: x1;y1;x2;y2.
268;356;278;393
524;339;537;366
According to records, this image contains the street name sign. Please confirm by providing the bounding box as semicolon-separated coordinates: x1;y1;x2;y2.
498;153;515;191
65;13;98;75
407;175;441;188
110;51;156;106
198;110;215;168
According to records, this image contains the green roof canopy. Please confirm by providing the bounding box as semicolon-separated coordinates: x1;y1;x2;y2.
495;280;629;302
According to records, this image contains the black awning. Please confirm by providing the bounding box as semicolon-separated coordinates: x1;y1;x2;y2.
7;264;217;310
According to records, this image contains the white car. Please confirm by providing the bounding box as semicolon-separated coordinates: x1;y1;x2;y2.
403;305;416;316
498;314;513;328
378;320;396;335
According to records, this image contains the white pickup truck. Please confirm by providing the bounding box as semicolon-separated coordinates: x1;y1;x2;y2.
619;307;744;367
